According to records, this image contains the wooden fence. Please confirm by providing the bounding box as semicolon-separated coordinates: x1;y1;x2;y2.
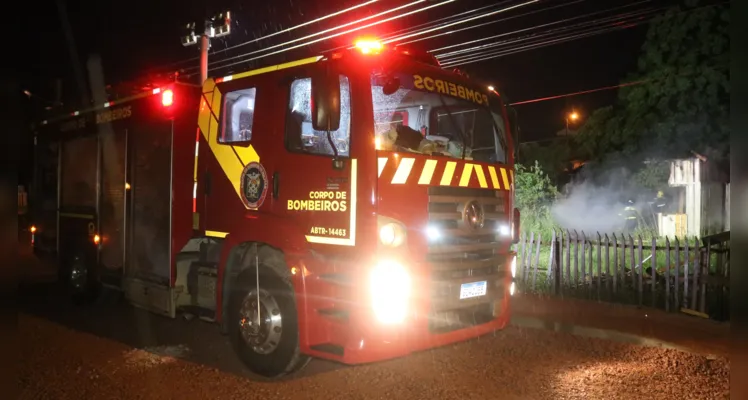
513;230;730;320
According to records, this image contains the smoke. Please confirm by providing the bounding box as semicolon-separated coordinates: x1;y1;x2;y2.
550;165;656;235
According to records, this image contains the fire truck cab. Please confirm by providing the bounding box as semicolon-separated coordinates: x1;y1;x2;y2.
31;39;518;378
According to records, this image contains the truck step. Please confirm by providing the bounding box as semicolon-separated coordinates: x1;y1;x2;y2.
179;305;216;322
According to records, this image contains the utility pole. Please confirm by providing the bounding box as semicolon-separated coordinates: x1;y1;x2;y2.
181;12;232;84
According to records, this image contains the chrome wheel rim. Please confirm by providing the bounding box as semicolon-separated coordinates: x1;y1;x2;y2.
70;257;87;290
238;289;283;354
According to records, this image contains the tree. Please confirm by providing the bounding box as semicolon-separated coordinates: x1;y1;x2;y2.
514;161;559;234
576;0;730;167
519;138;576;184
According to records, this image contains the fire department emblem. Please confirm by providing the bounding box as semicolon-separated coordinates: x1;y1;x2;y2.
240;162;268;209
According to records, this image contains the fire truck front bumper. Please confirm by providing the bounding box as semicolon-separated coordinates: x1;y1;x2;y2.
302;254;515;365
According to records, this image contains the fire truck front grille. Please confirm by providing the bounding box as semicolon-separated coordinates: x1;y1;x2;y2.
426;186;508;333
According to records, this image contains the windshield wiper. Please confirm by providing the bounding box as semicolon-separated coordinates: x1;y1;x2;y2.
436;94;469;160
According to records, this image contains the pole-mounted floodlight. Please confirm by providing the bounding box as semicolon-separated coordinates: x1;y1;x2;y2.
181;22;198;47
180;10;231;83
208;11;231;38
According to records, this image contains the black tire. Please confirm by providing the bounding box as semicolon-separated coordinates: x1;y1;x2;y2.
68;253;101;305
228;254;309;379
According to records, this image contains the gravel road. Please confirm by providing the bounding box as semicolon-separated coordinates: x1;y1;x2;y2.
18;310;729;400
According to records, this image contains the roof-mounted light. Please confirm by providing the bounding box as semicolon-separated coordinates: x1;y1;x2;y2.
354;39;383;55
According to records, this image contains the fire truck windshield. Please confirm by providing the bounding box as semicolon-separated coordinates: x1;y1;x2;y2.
371;72;508;163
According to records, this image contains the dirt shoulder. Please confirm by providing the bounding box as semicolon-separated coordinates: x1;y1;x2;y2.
510;293;729;357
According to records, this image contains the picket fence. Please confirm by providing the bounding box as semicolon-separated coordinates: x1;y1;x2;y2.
513;230;730;320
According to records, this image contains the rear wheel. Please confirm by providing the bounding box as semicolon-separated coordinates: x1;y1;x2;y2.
68;253;101;305
228;263;309;378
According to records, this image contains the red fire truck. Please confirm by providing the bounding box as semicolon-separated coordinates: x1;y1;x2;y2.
31;39;519;378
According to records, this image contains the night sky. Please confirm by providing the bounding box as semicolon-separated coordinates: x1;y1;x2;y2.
24;0;659;143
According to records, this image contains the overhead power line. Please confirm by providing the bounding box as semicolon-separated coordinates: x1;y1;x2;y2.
388;0;587;48
191;0;457;77
508;80;647;106
379;0;518;42
158;0;380;71
435;6;656;60
182;0;430;75
382;0;539;45
429;0;652;54
442;0;728;68
439;13;652;67
507;58;729;106
440;23;642;67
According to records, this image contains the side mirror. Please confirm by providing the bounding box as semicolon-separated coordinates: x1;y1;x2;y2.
311;68;341;132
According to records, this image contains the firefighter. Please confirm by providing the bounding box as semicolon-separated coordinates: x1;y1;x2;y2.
618;198;639;233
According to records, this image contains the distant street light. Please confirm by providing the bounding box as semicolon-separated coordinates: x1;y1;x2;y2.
565;110;580;135
488;85;495;91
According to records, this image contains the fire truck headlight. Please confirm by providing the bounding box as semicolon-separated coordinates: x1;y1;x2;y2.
498;224;511;237
378;216;406;247
426;225;441;241
370;260;410;324
510;255;517;278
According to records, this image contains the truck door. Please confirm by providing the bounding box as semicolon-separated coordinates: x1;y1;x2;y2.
123;118;175;317
273;72;357;246
59;134;99;272
32;138;59;254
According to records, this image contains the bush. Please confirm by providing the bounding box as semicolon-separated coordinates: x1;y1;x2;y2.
514;161;559;236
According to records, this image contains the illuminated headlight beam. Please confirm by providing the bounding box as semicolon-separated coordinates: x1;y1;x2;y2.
371;260;411;324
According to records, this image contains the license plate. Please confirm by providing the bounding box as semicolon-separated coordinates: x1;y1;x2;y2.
459;281;487;300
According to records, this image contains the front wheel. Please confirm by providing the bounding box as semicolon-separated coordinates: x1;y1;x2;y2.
228;268;309;378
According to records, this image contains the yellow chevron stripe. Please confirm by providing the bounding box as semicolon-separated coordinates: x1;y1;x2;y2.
392;157;415;184
440;161;457;186
378;157;388;177
196;58;323;210
474;164;488;188
234;145;260;166
198;87;260;207
419;159;437;185
205;230;229;238
202;78;216;94
458;163;474;187
500;168;510;190
210;88;223;116
197;97;212;138
232;56;323;81
488;166;500;189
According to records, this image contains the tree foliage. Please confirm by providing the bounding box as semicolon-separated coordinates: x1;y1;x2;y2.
518;140;571;183
575;0;730;167
514;161;559;234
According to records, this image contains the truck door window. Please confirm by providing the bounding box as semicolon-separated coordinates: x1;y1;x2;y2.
221;87;257;143
284;76;351;157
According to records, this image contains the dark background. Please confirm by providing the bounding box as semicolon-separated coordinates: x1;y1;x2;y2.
20;0;660;183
